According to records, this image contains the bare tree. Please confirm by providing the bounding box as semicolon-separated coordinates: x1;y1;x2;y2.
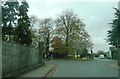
39;18;54;59
55;9;93;59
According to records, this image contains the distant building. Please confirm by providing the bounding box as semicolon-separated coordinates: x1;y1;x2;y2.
109;47;118;59
105;51;111;58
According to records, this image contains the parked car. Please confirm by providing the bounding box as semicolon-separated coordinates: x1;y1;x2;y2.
98;55;105;59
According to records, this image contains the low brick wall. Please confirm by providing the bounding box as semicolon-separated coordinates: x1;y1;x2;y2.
2;41;43;77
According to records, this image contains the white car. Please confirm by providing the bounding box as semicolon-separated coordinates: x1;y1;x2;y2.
98;55;105;59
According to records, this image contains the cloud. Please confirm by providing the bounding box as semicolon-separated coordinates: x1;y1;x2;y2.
93;43;109;52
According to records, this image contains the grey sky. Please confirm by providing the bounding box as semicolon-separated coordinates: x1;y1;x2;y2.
27;0;118;52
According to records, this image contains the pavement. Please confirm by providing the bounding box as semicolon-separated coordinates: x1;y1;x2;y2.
17;63;57;78
107;63;119;69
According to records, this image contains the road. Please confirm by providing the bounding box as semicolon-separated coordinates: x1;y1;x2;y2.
46;59;118;77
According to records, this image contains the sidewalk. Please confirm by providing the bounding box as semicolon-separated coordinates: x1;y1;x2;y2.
17;64;56;77
107;64;119;69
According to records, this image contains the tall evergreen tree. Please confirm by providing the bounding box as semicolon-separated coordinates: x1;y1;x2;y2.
15;1;32;46
1;1;19;41
107;8;120;48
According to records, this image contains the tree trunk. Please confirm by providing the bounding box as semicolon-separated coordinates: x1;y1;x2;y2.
65;32;69;59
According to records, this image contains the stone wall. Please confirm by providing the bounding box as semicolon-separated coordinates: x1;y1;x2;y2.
2;41;43;77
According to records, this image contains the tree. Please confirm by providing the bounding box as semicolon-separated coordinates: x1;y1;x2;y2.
29;15;39;29
29;15;39;48
74;27;93;56
80;48;88;58
51;36;65;54
51;36;67;58
55;9;93;59
1;1;19;41
29;28;37;47
107;8;120;48
39;18;54;56
97;50;104;54
14;1;32;46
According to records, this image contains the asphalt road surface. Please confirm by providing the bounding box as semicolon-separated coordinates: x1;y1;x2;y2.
46;59;118;77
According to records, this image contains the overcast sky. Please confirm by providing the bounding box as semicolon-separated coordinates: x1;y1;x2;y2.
27;0;119;52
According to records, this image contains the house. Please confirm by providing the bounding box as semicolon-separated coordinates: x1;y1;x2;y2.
109;47;118;59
